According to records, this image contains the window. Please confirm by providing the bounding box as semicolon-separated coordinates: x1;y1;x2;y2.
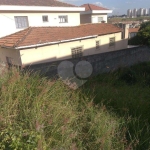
42;15;48;22
59;16;68;23
6;57;13;65
98;17;103;23
109;37;115;47
71;46;83;58
14;16;29;29
96;40;100;49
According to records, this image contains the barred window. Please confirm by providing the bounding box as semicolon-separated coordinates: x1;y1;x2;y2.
109;37;115;47
14;16;29;29
96;40;100;49
42;15;48;22
98;17;103;23
71;46;83;58
59;16;68;23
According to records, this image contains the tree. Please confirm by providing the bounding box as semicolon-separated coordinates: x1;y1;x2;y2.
128;21;150;46
138;21;150;46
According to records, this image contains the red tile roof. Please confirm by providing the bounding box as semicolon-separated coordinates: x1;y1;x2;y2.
81;4;109;11
0;0;76;7
129;28;140;33
0;23;122;49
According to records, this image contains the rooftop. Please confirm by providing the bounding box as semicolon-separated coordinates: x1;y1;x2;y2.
81;4;109;11
129;28;140;33
0;0;76;7
0;23;122;49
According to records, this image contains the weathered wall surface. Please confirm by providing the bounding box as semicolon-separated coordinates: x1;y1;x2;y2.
24;46;150;77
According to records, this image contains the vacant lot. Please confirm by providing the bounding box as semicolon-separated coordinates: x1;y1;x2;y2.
0;62;150;149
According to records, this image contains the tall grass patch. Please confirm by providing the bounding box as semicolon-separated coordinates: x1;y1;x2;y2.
0;67;126;149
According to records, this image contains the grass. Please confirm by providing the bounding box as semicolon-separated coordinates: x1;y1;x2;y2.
82;61;150;149
0;67;126;150
0;62;150;149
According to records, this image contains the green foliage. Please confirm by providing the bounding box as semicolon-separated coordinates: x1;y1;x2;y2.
129;21;150;46
0;126;40;150
128;34;140;45
138;21;150;46
117;68;137;85
83;61;150;150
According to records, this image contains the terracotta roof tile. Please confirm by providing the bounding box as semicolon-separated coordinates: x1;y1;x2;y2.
0;23;122;48
81;4;109;11
0;0;76;7
129;28;139;33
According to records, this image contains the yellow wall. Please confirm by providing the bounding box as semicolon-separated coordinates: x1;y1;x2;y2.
19;32;127;65
0;32;127;66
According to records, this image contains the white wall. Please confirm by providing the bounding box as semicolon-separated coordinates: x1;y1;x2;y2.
80;13;108;24
0;12;80;37
91;14;108;23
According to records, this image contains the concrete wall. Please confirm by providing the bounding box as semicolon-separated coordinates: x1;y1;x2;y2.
0;47;21;65
80;14;91;24
19;32;127;65
80;13;108;24
0;12;80;37
25;46;150;77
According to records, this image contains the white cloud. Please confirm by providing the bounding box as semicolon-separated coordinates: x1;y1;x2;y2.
94;2;103;6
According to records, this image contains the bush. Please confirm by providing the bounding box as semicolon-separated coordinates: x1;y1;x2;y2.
118;68;137;85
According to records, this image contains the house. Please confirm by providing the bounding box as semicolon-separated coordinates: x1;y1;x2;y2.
0;0;85;37
80;4;112;24
0;23;128;66
128;28;139;39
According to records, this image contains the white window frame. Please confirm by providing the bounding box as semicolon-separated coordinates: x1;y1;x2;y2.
98;17;103;23
14;16;29;29
109;37;115;47
71;46;83;58
42;15;48;22
59;15;68;23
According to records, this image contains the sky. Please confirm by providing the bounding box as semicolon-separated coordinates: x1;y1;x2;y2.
60;0;150;15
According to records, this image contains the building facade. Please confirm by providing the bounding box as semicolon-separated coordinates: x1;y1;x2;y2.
0;24;128;66
127;9;132;18
0;0;84;37
80;4;112;24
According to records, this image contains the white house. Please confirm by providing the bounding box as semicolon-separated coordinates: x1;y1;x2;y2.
80;4;112;24
0;0;85;37
0;23;128;66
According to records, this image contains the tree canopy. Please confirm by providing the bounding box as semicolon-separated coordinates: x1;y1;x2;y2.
128;21;150;46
